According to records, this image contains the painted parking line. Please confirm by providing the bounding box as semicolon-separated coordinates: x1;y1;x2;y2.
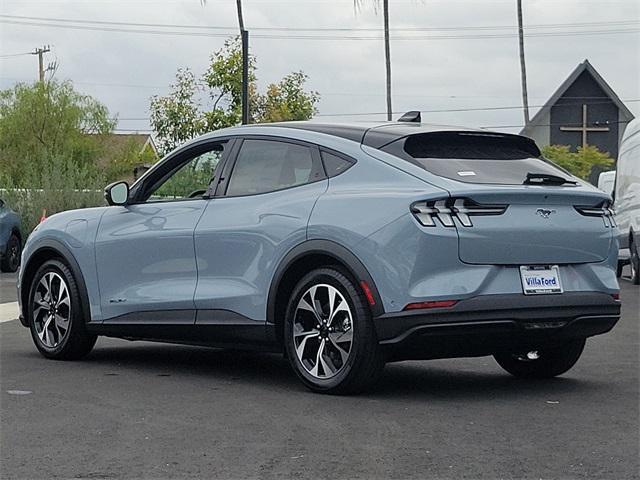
0;302;19;323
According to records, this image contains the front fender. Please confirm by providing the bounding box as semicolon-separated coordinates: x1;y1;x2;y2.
19;208;107;324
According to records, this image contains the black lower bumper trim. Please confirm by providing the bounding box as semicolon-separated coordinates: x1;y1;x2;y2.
374;292;620;360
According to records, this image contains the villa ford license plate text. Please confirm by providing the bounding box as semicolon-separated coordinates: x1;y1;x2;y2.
519;265;563;295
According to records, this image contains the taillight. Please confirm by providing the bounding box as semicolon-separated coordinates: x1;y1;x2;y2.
411;198;507;228
574;202;616;228
404;300;458;310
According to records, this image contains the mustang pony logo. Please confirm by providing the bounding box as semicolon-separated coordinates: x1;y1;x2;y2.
536;208;556;219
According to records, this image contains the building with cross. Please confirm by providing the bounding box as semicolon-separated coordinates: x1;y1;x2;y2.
520;59;634;160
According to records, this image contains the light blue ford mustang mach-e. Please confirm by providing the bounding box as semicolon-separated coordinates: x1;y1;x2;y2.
17;117;621;394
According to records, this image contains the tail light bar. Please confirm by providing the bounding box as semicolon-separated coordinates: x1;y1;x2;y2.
411;198;508;228
574;202;616;228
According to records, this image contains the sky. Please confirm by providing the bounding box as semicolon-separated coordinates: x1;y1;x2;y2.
1;0;639;136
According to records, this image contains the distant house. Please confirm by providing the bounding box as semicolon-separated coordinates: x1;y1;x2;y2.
95;133;159;165
521;59;635;160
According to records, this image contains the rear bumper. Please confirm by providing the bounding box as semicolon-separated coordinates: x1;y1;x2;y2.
374;292;620;361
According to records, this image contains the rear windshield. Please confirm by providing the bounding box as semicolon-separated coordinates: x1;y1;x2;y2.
381;132;571;185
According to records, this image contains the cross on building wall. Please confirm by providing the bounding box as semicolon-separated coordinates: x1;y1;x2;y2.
559;104;610;148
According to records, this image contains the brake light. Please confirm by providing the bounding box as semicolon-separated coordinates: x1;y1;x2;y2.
403;300;458;310
611;293;620;300
574;202;616;228
411;198;507;228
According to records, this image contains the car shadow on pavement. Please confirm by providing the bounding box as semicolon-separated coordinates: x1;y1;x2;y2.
373;362;596;401
75;340;603;400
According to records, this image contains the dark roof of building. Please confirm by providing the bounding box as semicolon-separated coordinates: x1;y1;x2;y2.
96;133;158;154
521;59;635;136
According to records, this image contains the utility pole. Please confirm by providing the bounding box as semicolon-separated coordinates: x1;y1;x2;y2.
383;0;392;121
236;0;250;125
516;0;530;125
32;45;51;82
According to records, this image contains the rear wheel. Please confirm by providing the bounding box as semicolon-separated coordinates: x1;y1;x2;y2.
28;259;97;360
630;235;640;285
1;232;21;273
284;267;384;394
494;338;586;379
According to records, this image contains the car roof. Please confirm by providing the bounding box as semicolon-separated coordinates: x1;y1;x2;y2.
193;120;538;156
245;121;485;148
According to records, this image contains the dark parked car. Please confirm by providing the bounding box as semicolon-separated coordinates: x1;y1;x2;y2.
0;198;22;272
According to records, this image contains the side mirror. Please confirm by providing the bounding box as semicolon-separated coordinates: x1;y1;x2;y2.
105;181;129;206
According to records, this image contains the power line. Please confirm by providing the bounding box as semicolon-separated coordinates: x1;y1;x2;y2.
1;14;637;32
480;120;634;129
313;99;640;117
113;99;640;122
0;17;638;40
0;51;33;58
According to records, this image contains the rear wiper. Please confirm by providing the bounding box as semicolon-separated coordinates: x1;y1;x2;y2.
523;172;577;186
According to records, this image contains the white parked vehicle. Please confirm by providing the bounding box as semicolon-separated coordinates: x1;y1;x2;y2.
598;170;615;196
614;118;640;284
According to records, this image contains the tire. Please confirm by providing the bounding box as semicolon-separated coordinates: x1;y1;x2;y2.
28;259;97;360
1;232;21;273
630;235;640;285
616;261;624;279
494;338;586;379
284;267;384;394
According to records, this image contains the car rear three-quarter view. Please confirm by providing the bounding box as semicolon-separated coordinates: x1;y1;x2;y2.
17;119;621;394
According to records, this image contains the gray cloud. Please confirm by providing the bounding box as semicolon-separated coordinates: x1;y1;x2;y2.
1;0;638;135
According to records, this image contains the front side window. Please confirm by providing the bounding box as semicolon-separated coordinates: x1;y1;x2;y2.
146;144;225;202
226;139;317;196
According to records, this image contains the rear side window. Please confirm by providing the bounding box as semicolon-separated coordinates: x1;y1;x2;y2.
382;132;570;185
321;151;353;177
226;139;318;196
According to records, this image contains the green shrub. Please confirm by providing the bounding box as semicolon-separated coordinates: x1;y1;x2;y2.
0;155;106;235
541;144;614;180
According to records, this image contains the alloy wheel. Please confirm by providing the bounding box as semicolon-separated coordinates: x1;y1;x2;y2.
293;284;353;379
32;272;71;348
7;237;20;271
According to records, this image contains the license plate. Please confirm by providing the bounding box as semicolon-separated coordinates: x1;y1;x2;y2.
519;265;563;295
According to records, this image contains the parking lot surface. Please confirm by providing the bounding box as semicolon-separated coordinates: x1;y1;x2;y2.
1;275;638;479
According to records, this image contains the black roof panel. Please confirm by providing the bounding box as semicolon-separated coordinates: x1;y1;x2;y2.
250;120;506;148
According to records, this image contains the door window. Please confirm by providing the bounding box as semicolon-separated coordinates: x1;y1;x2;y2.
145;143;225;202
226;140;318;196
321;151;354;177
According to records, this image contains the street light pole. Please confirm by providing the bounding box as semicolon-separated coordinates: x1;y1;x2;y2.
241;29;249;125
516;0;530;125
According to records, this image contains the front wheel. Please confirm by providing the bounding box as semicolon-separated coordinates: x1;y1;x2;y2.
28;259;97;360
494;338;586;379
284;267;384;394
1;233;21;272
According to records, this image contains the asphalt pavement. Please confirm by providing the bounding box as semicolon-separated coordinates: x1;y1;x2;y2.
0;274;638;479
0;271;17;304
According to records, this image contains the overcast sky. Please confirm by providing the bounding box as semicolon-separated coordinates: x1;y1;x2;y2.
1;0;638;136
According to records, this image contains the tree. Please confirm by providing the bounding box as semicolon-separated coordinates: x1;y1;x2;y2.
355;0;392;120
149;69;207;155
150;38;319;155
253;72;320;123
542;144;614;180
0;80;115;183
